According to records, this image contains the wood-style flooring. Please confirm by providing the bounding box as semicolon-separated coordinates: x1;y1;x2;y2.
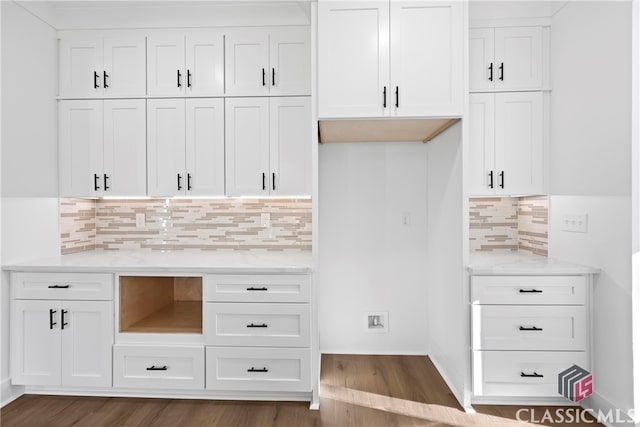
1;354;601;427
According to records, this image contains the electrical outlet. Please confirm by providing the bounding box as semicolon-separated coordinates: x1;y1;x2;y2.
135;213;145;228
260;213;271;228
562;213;588;233
400;212;411;226
365;312;389;333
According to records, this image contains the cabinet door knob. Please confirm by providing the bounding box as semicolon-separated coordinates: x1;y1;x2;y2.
94;173;101;191
499;62;504;81
93;71;100;89
177;70;182;88
488;63;494;82
49;309;57;330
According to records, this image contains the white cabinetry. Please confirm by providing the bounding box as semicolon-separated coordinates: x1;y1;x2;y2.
59;35;146;98
225;97;311;196
470;27;544;91
11;273;113;387
468;92;544;196
225;27;310;96
147;98;225;196
318;1;463;118
147;32;224;96
471;275;590;399
59;99;146;197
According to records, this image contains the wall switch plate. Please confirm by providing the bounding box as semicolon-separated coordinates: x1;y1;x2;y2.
401;212;411;226
135;213;145;228
562;213;588;233
261;213;271;228
365;311;389;333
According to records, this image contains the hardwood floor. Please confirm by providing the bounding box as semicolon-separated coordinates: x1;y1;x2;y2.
1;354;601;427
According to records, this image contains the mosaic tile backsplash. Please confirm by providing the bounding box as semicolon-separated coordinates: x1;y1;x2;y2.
469;196;548;256
60;198;312;254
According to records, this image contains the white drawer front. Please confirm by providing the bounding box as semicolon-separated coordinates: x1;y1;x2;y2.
113;345;204;390
471;276;586;305
472;306;586;351
473;350;588;397
205;274;310;303
12;272;113;301
206;303;310;347
206;347;310;392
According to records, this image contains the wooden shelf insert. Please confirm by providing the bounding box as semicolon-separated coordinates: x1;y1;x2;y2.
123;301;202;334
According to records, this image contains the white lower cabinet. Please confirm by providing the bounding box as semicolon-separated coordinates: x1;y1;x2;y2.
113;344;204;390
471;275;590;400
206;347;310;392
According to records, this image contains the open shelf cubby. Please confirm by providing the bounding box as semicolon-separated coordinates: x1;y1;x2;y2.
119;276;203;334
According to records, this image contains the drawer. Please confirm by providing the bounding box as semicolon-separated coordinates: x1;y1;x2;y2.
471;276;586;305
472;305;586;351
206;347;310;392
205;303;310;347
12;272;113;301
473;350;588;397
205;274;310;303
113;345;204;390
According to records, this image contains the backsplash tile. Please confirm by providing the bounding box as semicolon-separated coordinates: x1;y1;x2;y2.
469;196;548;256
60;198;311;253
60;198;96;255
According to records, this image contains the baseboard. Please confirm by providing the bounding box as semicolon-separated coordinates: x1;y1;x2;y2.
429;354;465;410
1;378;24;408
582;391;637;427
320;350;428;356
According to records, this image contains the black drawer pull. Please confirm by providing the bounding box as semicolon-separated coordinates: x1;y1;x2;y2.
248;367;268;373
519;326;543;331
61;309;68;330
49;309;57;329
146;365;168;371
48;285;70;289
247;287;268;291
519;289;543;293
521;372;543;378
247;323;268;328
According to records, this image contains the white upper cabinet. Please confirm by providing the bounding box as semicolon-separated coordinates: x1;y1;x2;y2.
318;0;463;118
147;31;224;96
60;99;146;197
225;27;310;96
469;92;544;196
148;98;225;197
59;35;146;98
469;26;544;91
225;97;311;197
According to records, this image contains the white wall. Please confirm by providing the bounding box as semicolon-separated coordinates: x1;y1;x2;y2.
318;141;429;354
424;123;466;404
549;2;633;421
1;1;60;406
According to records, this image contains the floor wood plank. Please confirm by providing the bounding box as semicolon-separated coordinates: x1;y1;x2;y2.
0;354;602;427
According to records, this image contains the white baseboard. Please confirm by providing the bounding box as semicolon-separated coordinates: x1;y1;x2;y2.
319;350;428;356
429;354;465;410
582;391;637;427
1;378;24;408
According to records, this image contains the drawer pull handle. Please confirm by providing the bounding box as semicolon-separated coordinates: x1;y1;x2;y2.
48;285;70;289
248;367;268;373
519;326;543;331
146;365;168;371
521;372;544;378
247;323;268;328
519;289;543;293
246;287;268;291
49;309;57;329
61;309;68;330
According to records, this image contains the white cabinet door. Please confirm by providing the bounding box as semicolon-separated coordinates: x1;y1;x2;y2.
59;37;103;97
225;98;270;196
390;1;463;116
11;300;61;386
494;27;543;90
225;30;269;95
318;1;389;118
103;100;147;197
269;28;311;96
185;33;225;96
59;100;104;197
147;35;185;96
186;98;225;196
103;36;146;97
494;92;544;195
61;301;113;387
147;99;187;196
468;93;495;195
469;28;495;91
269;97;311;196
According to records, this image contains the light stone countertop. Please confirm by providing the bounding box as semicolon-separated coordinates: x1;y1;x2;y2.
468;251;600;275
2;250;313;274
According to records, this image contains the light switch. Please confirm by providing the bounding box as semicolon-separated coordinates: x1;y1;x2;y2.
562;213;588;233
